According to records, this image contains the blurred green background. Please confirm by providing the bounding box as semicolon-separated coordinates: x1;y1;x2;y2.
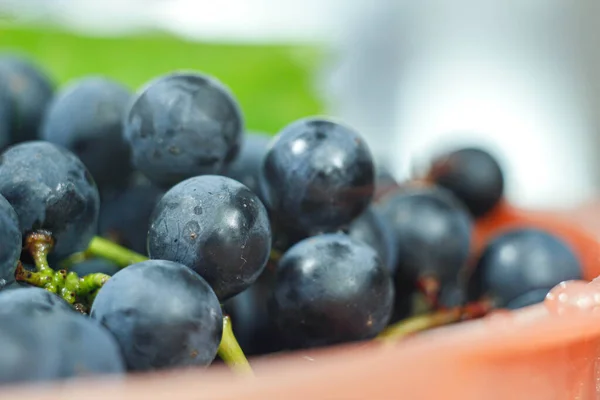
0;25;325;134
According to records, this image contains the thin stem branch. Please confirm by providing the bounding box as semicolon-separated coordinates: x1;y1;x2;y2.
217;315;253;376
86;236;148;267
377;300;492;342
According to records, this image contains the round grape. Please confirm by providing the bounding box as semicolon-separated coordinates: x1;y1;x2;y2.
0;193;20;287
0;54;54;143
224;269;283;356
0;313;61;385
468;228;582;307
147;175;271;300
0;287;73;316
428;147;504;218
379;186;472;286
260;117;375;234
224;131;270;203
51;311;126;379
269;233;394;349
0;310;124;385
41;76;132;195
0;141;100;259
90;260;223;371
505;288;552;310
99;175;164;255
124;72;243;188
0;79;13;151
348;206;397;273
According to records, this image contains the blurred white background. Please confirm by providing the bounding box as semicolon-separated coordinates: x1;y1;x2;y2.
1;0;600;210
326;0;600;210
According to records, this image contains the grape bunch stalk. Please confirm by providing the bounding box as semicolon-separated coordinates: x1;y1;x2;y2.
15;231;109;310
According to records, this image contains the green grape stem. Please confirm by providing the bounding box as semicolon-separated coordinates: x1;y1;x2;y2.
15;231;110;306
15;261;58;293
218;315;254;376
376;300;492;342
25;230;54;273
86;236;148;267
269;249;282;263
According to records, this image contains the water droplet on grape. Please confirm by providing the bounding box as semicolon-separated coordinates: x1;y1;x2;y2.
544;280;600;315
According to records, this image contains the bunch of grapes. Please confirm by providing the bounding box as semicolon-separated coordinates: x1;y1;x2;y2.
0;54;585;385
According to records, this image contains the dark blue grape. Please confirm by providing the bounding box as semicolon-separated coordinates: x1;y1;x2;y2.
0;141;100;259
0;310;124;385
224;131;270;202
260;117;375;234
0;281;28;291
90;260;223;372
269;233;394;349
0;193;20;288
41;76;132;195
428;147;504;218
70;258;121;277
0;54;54;143
99;176;164;254
505;288;551;310
389;278;415;324
223;269;283;356
124;72;243;188
147;175;271;300
379;186;472;287
0;80;13;151
437;282;467;308
0;286;126;380
0;313;61;385
51;311;126;379
0;287;124;379
467;228;582;307
0;287;73;316
348;206;397;273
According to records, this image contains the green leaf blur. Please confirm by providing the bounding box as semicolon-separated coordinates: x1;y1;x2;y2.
0;25;324;134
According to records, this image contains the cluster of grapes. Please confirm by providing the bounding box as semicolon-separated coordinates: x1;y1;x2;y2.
0;54;585;386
